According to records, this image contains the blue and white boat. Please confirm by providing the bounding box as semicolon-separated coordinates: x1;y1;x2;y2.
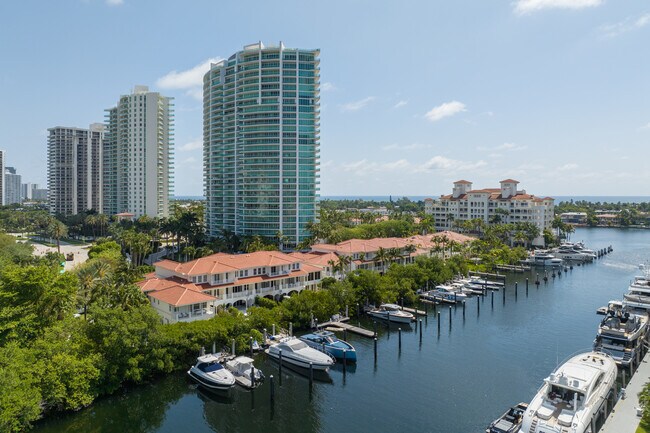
300;331;357;362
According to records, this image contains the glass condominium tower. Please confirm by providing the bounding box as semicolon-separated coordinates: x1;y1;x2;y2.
203;42;320;246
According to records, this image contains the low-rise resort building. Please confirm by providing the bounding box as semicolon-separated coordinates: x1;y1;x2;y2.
424;179;554;246
140;232;474;324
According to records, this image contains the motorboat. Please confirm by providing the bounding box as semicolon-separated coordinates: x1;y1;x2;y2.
622;277;650;311
187;353;236;391
457;276;503;291
366;303;414;323
485;402;528;433
552;243;595;262
300;330;357;362
520;351;617;433
521;250;563;267
265;336;335;370
224;356;264;389
594;301;648;368
425;285;468;303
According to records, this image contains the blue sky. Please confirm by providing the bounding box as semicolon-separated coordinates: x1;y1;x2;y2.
1;0;648;197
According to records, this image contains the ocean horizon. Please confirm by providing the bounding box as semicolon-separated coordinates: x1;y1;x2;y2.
173;195;650;204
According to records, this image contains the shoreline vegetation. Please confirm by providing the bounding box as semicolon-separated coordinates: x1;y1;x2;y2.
0;198;648;432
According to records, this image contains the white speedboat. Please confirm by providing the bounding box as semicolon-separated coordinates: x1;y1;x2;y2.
187;354;236;391
367;303;414;323
486;402;528;433
265;336;334;371
594;301;648;368
224;356;264;389
552;243;595;262
426;285;468;303
522;250;563;267
520;351;617;433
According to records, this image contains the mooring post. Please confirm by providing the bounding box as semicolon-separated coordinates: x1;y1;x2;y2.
437;311;441;334
272;324;276;336
344;328;348;341
449;306;452;328
424;301;428;313
263;328;267;342
419;319;422;341
278;349;283;379
270;375;275;402
374;337;378;361
250;336;254;356
251;366;256;388
491;291;494;308
289;322;293;336
232;339;236;356
515;282;518;300
343;350;347;375
462;300;466;319
373;321;378;338
398;328;402;351
526;279;529;296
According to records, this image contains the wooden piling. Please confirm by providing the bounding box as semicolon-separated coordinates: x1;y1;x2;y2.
270;375;275;402
398;328;402;351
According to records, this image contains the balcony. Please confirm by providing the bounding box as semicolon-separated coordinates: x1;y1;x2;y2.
175;308;215;322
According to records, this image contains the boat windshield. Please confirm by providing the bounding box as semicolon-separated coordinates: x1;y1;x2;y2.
547;386;584;408
198;362;224;373
324;336;335;344
287;340;308;350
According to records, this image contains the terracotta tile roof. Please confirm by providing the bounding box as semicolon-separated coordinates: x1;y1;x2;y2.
148;285;217;307
288;252;339;267
137;276;201;293
454;180;472;184
155;251;300;277
500;179;519;183
311;232;474;255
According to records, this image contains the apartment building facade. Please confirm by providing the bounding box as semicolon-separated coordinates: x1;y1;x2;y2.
425;179;554;245
47;125;104;215
104;86;174;218
203;42;320;246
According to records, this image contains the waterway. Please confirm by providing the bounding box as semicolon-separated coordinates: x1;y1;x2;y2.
33;228;650;433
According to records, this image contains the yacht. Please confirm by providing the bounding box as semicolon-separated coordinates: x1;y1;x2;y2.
424;284;467;303
265;336;335;370
485;402;528;433
300;330;357;362
522;250;563;267
367;303;414;323
552;243;595;262
520;351;617;433
622;276;650;311
593;301;648;368
187;353;236;391
458;275;504;291
224;356;264;389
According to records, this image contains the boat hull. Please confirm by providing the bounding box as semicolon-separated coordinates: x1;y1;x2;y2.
187;369;235;391
367;311;413;324
265;349;332;370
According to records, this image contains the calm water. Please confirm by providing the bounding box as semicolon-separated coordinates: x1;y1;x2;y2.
34;228;650;433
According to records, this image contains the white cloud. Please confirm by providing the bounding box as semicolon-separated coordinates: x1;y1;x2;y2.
425;101;466;122
514;0;602;15
321;82;336;92
557;163;579;171
106;0;124;5
496;142;528;151
394;100;408;109
156;58;221;100
382;142;432;151
182;156;198;164
418;155;486;172
179;138;202;152
340;96;375;112
601;13;650;37
639;122;650;130
341;158;410;175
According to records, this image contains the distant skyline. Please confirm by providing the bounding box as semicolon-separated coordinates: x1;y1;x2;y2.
1;0;648;197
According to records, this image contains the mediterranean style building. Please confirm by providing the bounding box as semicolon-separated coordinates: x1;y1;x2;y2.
203;42;320;246
104;86;173;218
140;250;323;324
139;232;473;324
424;179;554;245
47;124;104;215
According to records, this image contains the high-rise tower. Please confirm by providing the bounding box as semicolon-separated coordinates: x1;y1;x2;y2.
203;42;320;246
47;125;104;215
104;86;174;218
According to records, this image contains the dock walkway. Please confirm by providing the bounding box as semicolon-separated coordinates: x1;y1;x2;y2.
599;352;650;433
319;318;376;338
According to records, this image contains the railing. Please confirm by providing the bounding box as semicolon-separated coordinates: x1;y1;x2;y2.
176;308;215;321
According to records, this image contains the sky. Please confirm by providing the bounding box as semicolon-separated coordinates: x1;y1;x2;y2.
1;0;648;198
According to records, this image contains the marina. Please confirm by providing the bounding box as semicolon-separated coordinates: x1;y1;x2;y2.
31;228;650;433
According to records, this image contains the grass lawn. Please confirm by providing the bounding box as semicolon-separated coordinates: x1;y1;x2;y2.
637;422;650;433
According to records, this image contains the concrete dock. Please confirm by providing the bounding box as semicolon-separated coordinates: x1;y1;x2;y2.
319;318;376;338
599;352;650;433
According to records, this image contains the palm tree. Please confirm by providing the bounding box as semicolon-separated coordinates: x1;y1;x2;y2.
374;247;389;272
48;219;67;254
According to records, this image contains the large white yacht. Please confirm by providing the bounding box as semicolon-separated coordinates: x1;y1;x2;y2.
522;250;563;267
552;243;595;262
594;301;648;368
265;336;334;371
622;274;650;311
367;303;414;323
425;285;469;303
520;351;617;433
